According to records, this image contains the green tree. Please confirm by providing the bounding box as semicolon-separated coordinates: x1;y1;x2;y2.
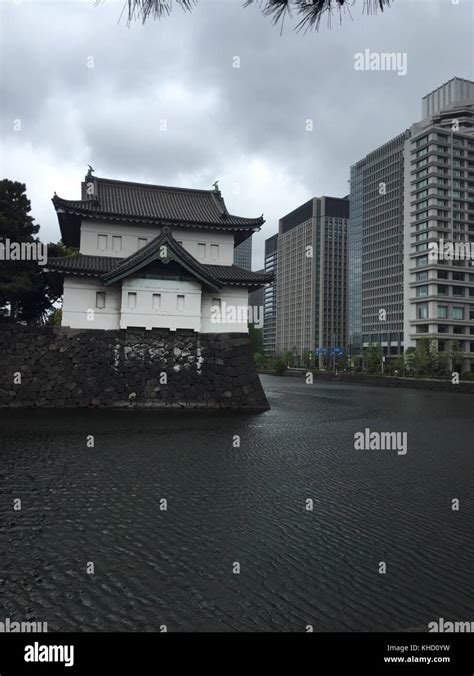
428;338;439;374
270;353;288;375
446;340;464;373
302;348;314;368
414;338;439;376
404;347;416;374
0;179;39;318
46;307;63;326
437;349;450;375
363;342;382;374
0;180;73;323
385;355;404;376
414;338;430;375
249;324;263;355
124;0;392;32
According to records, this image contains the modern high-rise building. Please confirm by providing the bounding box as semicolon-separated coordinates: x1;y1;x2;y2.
349;131;409;357
263;234;278;355
275;197;349;363
249;271;265;330
403;78;474;371
350;77;474;371
234;237;252;271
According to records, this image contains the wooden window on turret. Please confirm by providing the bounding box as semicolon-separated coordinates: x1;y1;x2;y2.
128;292;137;310
177;295;185;312
98;235;107;252
211;244;219;261
112;236;122;253
152;294;161;310
96;292;106;309
197;243;206;259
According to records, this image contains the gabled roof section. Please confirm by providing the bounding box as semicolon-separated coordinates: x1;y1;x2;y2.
101;226;222;291
52;176;264;247
45;252;273;288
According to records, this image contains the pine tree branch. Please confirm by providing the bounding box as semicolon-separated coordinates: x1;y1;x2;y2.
126;0;198;25
124;0;392;30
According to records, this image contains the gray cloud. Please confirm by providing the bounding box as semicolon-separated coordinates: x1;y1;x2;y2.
1;0;473;266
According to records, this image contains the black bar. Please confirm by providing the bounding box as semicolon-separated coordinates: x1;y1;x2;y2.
0;632;473;674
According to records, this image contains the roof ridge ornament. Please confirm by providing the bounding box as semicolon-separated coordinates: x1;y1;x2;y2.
210;181;230;220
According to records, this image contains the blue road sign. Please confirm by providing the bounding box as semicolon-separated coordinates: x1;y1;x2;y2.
315;347;344;356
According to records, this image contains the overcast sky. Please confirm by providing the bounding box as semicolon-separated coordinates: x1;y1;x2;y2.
1;0;473;268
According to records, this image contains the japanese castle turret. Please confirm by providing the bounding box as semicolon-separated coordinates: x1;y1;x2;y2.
47;174;271;332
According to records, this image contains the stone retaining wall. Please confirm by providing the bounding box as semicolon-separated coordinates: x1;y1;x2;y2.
0;325;269;411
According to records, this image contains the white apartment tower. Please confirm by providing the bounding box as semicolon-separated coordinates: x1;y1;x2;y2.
403;78;474;371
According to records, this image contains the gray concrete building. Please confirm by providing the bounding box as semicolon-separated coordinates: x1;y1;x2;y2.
249;272;265;330
233;237;252;270
349;130;409;357
275;197;349;363
263;234;278;355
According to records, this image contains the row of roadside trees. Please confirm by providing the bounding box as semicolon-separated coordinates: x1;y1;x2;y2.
358;338;465;377
255;337;467;379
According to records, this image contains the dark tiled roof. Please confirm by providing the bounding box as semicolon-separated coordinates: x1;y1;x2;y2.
53;177;264;229
45;254;121;275
46;252;272;288
206;265;273;286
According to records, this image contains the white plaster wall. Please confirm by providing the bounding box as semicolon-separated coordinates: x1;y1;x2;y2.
201;287;250;333
170;228;234;266
80;220;235;265
62;276;121;329
80;222;161;259
61;275;252;333
120;277;202;331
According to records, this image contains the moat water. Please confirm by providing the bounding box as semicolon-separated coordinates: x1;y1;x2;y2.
0;376;473;631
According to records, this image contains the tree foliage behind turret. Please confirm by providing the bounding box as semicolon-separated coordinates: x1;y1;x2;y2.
0;179;73;323
0;179;38;319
